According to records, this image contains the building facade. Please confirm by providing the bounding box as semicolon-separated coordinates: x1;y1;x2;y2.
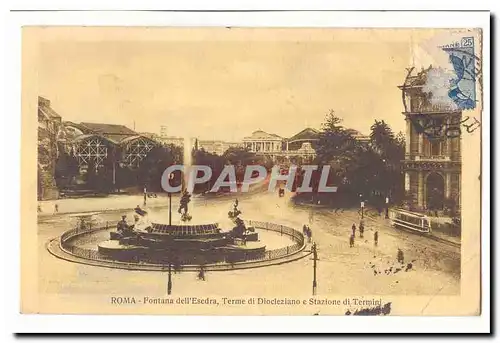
197;140;243;156
63;122;158;169
38;96;63;200
242;128;369;164
243;130;284;155
399;67;461;213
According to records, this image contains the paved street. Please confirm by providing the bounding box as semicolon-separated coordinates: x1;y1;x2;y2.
36;189;460;313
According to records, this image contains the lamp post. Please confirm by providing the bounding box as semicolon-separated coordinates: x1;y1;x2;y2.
312;242;318;296
359;194;364;219
167;261;172;295
168;173;174;227
385;195;390;219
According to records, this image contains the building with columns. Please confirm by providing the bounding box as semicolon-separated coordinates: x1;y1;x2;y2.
399;67;461;213
243;130;284;155
243;128;369;164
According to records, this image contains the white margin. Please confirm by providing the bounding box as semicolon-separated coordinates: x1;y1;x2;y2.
2;9;491;335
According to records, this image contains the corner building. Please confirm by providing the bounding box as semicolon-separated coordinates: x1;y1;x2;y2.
399;67;461;213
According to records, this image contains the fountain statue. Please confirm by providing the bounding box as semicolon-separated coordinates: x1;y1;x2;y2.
227;199;258;242
97;139;265;265
178;189;192;222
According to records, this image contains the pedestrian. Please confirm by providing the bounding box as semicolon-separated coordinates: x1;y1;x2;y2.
374;231;379;246
143;185;147;206
359;222;364;238
308;226;313;243
397;248;405;264
303;224;307;236
351;223;356;237
198;266;206;281
349;234;355;248
53;203;59;214
37;203;42;213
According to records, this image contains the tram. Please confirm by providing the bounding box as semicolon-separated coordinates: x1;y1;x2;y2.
389;208;431;233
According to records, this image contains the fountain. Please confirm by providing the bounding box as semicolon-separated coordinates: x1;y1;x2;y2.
97;196;266;265
96;137;266;265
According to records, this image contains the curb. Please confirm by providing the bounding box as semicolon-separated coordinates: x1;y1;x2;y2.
47;238;309;272
38;182;271;220
46;222;308;272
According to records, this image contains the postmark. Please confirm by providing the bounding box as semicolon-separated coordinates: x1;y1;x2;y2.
409;114;480;142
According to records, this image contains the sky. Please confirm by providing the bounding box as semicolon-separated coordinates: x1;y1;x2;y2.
30;27;455;141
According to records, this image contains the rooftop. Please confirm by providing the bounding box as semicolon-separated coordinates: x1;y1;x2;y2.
287;128;320;142
38;96;62;120
78;122;139;144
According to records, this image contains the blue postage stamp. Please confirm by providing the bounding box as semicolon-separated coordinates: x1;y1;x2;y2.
440;36;478;110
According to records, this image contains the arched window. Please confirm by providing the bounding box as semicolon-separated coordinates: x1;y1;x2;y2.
121;136;157;168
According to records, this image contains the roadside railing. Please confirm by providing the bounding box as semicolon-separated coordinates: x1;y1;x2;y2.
58;220;306;269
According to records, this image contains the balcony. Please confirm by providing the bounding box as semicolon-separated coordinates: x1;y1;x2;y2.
414;155;451;162
408;103;458;114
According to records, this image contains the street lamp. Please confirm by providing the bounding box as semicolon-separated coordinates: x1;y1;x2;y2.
167;260;172;295
311;242;318;296
385;195;390;219
360;194;365;220
168;173;174;227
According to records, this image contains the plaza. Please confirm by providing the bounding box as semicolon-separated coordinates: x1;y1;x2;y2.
36;187;461;314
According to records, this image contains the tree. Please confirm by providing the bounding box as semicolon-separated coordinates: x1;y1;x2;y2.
364;120;406;203
137;145;183;192
54;144;79;189
315;110;357;165
192;149;226;193
370;120;394;156
222;147;256;165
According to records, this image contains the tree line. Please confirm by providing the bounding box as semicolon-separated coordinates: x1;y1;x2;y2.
50;110;407;209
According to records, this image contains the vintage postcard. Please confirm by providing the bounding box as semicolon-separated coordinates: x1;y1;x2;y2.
21;25;484;319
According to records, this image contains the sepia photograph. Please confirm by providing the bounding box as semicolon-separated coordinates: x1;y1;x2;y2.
19;23;485;320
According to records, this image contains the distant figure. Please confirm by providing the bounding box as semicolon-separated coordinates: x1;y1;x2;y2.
359;222;365;238
349;234;355;248
173;259;182;274
198;266;206;281
397;248;405;264
53;203;59;214
307;226;312;243
374;231;379;246
37;204;42;213
303;224;307;236
351;223;356;237
143;186;147;206
279;188;285;197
